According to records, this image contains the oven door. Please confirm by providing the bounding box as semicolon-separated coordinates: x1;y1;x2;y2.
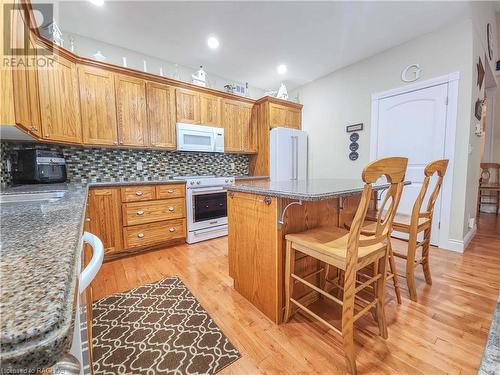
187;187;228;231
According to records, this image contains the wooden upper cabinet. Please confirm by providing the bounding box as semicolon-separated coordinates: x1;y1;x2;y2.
222;99;256;153
269;103;301;129
115;74;148;146
222;99;242;152
176;88;200;124
87;188;123;255
11;8;41;136
147;82;176;149
243;105;258;153
38;54;82;143
79;66;118;146
200;93;221;126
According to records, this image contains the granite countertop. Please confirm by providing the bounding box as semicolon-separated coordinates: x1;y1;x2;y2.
227;178;400;201
0;177;194;370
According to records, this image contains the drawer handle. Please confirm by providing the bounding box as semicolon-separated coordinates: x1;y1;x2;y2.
168;207;175;212
169;227;176;232
135;191;144;196
137;233;145;238
136;210;145;216
167;189;174;193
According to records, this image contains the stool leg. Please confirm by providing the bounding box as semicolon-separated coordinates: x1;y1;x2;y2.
375;254;389;339
284;240;296;323
342;267;357;375
406;230;418;302
387;240;402;304
422;227;432;285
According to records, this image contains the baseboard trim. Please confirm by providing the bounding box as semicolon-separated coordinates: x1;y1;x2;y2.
440;226;477;253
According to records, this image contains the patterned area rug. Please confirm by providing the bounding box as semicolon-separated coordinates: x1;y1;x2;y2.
478;293;500;375
92;276;240;374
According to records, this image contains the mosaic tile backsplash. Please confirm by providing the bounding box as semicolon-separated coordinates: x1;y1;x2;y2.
0;142;250;186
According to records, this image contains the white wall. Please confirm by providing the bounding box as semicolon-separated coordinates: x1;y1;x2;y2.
290;19;475;246
61;31;266;100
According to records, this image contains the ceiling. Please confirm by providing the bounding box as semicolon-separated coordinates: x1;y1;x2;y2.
55;1;473;91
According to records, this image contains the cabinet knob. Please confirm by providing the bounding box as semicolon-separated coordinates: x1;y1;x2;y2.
169;227;175;232
135;191;143;196
167;189;174;193
45;134;49;137
85;218;91;222
113;141;118;145
136;210;144;216
168;207;174;212
137;233;144;238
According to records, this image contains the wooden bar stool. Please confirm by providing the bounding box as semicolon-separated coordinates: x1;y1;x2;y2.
284;157;408;375
477;163;500;215
360;159;449;302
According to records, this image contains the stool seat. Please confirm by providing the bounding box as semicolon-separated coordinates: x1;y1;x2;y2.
286;226;386;270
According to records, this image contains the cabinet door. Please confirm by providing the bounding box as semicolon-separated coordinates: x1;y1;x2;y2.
285;107;301;129
269;103;301;129
221;99;242;152
115;74;148;146
200;93;221;126
147;82;176;149
11;10;41;136
79;66;118;146
87;188;123;255
242;105;258;153
38;54;82;143
175;88;200;124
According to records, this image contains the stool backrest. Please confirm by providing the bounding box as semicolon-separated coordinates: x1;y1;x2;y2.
412;159;449;222
347;157;408;264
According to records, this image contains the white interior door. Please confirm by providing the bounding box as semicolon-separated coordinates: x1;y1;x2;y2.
373;83;448;245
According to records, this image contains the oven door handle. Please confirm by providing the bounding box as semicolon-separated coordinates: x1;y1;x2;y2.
190;186;227;194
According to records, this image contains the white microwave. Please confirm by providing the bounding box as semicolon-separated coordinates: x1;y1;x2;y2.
176;123;224;153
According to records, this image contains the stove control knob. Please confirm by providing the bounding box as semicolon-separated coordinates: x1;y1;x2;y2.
196;181;201;185
190;181;195;185
225;179;229;183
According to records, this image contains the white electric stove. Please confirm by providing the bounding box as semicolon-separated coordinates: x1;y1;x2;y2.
175;176;235;243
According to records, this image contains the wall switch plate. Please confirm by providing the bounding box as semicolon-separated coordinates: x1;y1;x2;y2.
136;161;143;171
230;162;235;170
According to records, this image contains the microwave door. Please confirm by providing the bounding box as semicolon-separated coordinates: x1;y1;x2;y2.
179;130;214;152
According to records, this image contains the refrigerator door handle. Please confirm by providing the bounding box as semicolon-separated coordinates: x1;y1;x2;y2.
291;136;299;180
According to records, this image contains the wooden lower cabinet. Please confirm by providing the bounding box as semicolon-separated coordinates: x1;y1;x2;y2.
87;184;187;259
123;219;186;249
86;188;123;255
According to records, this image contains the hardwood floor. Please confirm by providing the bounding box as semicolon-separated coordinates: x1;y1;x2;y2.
92;213;500;374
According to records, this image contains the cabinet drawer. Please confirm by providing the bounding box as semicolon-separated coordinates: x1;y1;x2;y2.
122;198;185;226
121;185;155;202
156;184;185;199
123;219;186;248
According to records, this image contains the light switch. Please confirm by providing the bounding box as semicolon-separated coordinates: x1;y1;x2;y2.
136;161;143;171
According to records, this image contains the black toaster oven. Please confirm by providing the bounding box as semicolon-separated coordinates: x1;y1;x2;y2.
13;149;67;184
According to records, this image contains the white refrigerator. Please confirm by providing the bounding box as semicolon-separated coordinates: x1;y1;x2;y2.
270;127;308;181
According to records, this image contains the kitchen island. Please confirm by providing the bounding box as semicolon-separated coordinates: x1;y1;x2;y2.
226;179;391;323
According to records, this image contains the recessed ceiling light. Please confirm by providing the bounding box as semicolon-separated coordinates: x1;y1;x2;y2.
277;64;287;75
207;36;220;50
88;0;104;6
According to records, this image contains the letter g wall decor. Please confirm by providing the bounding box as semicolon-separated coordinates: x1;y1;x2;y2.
401;64;422;82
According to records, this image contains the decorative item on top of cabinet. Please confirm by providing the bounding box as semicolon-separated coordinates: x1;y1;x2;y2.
86;188;123;255
115;74;148;146
176;88;201;124
38;53;82;143
147;82;176;149
78;65;118;146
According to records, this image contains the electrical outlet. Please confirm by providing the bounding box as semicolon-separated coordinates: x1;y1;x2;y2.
230;162;235;170
468;217;475;229
136;161;143;171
